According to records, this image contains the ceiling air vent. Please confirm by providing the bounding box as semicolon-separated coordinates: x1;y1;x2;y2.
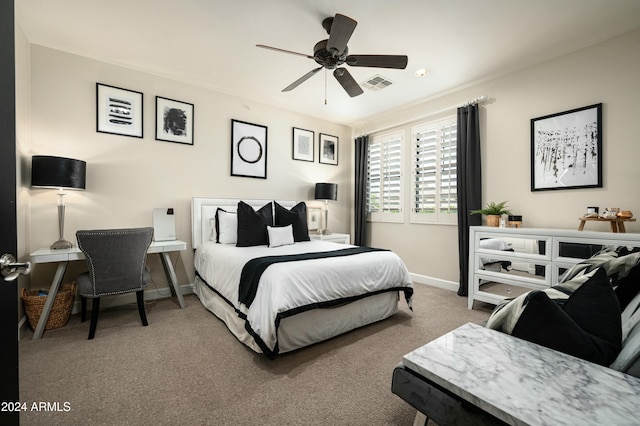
361;74;393;91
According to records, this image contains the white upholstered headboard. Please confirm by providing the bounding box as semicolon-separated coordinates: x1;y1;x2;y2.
191;197;298;249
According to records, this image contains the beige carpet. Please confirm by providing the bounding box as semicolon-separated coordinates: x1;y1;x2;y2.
19;284;492;426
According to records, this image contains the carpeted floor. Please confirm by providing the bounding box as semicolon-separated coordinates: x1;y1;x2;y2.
19;283;492;426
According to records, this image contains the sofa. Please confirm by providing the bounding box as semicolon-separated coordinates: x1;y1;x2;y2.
486;246;640;374
392;247;640;425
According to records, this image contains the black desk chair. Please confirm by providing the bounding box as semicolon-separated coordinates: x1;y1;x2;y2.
76;227;154;339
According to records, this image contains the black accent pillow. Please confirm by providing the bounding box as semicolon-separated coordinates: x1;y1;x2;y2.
274;202;310;242
236;201;273;247
511;268;622;366
615;264;640;311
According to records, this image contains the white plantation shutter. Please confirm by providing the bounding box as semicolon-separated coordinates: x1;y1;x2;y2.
367;131;404;222
439;121;457;219
367;142;381;213
411;117;457;223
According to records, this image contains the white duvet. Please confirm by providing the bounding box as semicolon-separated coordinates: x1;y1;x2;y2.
194;240;413;353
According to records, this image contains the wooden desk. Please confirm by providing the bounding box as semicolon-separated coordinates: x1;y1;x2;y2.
578;216;636;232
29;239;187;340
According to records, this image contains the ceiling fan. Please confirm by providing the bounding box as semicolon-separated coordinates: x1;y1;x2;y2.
257;13;408;98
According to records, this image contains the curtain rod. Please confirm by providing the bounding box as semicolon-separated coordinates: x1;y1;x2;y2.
357;95;488;136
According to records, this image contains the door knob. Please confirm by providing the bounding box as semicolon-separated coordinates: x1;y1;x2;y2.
1;254;32;282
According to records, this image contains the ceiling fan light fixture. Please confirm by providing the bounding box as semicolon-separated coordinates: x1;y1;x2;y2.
257;13;408;99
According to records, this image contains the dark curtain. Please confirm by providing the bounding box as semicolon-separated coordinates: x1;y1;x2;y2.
354;135;369;246
456;105;482;296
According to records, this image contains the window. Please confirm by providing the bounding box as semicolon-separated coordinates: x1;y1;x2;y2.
411;117;457;224
367;130;404;222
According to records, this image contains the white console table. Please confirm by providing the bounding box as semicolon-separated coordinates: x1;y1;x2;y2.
29;239;187;340
468;226;640;309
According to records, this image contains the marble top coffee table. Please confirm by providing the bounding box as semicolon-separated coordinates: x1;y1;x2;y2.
402;322;640;425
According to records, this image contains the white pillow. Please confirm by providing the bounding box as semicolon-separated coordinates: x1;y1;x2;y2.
213;210;238;244
267;224;294;248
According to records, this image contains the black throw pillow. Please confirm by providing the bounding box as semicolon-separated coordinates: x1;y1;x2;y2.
615;264;640;311
511;268;622;366
236;201;273;247
274;202;310;242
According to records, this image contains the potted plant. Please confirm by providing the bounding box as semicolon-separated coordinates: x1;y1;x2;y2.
471;201;512;227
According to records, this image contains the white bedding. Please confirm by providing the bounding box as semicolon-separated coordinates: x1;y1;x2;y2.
194;240;413;356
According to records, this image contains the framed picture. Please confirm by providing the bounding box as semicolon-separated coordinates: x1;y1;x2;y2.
155;96;194;145
319;133;339;165
531;103;602;191
96;83;143;138
307;207;322;231
292;127;314;162
231;119;267;179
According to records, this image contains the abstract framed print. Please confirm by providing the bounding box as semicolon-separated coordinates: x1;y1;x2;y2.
231;119;268;179
96;83;143;138
319;133;338;165
531;103;602;191
292;127;314;162
155;96;194;145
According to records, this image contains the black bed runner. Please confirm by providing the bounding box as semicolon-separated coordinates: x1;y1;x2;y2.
238;246;388;308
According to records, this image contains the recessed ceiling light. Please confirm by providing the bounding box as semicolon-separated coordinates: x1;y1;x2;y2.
415;68;429;77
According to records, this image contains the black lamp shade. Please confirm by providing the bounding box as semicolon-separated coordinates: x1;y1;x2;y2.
31;155;86;190
315;183;337;201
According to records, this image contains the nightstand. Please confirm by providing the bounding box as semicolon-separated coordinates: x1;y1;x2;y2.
309;233;351;244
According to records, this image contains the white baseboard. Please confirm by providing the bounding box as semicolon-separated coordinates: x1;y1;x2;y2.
410;272;459;292
19;283;195;339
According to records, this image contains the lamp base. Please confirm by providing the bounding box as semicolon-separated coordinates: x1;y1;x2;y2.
50;239;73;250
317;229;333;235
51;196;72;250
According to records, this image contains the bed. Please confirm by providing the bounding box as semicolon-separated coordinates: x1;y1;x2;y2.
191;197;413;358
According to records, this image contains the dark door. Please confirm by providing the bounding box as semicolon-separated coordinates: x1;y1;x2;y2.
1;1;20;425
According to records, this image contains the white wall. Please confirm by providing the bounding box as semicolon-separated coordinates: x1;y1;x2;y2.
28;45;352;290
26;29;640;295
353;29;640;286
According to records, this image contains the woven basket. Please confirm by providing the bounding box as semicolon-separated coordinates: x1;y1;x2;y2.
22;282;76;331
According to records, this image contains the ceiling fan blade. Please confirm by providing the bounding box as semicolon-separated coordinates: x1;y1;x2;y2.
333;68;364;97
326;14;357;56
346;55;408;69
282;67;323;92
256;44;314;60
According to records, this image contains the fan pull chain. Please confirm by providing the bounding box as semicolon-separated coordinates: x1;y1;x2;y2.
324;69;328;105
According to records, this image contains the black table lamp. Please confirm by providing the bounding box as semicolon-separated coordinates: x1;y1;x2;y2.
314;182;337;235
32;155;86;250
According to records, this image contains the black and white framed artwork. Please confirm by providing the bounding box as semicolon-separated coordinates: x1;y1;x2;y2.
292;127;314;162
96;83;143;138
307;207;322;231
531;103;602;191
155;96;194;145
319;133;338;165
231;119;268;179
